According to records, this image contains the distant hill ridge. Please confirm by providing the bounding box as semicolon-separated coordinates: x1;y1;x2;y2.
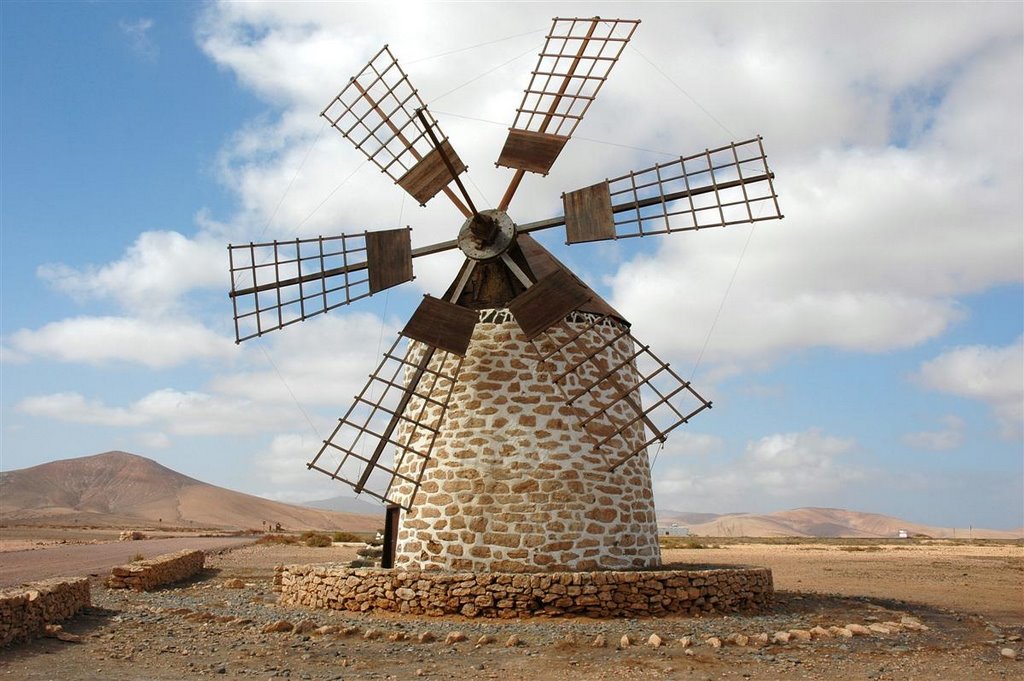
658;506;1020;539
0;450;379;532
2;451;1017;538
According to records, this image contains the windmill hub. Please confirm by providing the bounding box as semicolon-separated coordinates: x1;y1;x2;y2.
457;209;516;261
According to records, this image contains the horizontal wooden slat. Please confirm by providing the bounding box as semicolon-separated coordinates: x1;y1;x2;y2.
563;181;615;244
366;228;413;293
396;139;466;204
508;269;592;339
496;129;568;175
402;296;478;356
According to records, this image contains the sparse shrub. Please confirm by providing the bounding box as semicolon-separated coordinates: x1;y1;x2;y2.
332;531;362;543
659;537;719;550
131;553;146;562
257;533;298;545
303;532;333;547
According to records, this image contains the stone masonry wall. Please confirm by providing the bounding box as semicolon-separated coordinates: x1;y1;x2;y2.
276;564;773;618
0;577;90;647
106;549;205;591
390;312;661;572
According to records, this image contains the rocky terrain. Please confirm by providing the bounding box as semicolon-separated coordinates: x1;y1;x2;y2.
1;540;1020;680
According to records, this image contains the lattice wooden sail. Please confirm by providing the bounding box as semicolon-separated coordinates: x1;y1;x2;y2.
322;46;470;214
228;228;412;343
306;296;476;509
529;313;712;470
563;137;782;243
497;17;640;176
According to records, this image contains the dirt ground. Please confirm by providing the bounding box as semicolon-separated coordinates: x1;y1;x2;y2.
1;537;1021;680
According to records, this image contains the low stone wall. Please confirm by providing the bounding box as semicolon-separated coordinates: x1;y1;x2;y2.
276;564;772;618
0;577;91;647
107;549;205;591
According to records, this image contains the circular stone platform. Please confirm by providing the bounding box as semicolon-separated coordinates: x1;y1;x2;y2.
275;564;773;618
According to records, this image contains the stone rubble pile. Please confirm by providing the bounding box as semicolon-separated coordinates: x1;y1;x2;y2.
0;577;90;647
276;564;772;618
107;549;205;591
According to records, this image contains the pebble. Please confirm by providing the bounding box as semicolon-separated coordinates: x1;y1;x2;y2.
293;620;317;635
706;637;722;649
505;634;521;648
263;620;294;634
592;634;606;648
619;634;632;649
648;634;662;648
1000;648;1018;660
417;631;436;644
444;631;465;645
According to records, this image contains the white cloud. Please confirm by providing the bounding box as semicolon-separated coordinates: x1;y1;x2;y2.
253;433;333;498
185;2;1022;376
208;310;400;408
17;393;149;427
5;316;234;369
119;17;157;60
38;231;226;316
17;388;298;436
654;429;866;512
916;339;1024;439
902;414;965;451
138;431;172;449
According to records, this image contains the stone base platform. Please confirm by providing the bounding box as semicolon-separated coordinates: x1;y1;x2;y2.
275;564;773;618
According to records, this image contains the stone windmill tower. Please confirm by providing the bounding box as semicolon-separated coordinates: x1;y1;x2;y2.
227;17;782;572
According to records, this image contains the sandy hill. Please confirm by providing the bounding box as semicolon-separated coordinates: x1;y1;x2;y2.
659;506;1020;539
0;451;379;532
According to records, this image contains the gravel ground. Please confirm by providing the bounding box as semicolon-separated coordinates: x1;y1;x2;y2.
1;541;1021;680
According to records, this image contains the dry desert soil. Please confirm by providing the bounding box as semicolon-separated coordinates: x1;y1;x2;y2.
1;534;1022;680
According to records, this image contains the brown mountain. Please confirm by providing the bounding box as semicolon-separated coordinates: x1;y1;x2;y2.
0;451;380;532
659;507;1020;539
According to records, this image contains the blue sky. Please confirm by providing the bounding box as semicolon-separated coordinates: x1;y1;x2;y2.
2;2;1021;530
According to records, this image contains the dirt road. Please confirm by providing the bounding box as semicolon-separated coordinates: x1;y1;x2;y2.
0;536;253;586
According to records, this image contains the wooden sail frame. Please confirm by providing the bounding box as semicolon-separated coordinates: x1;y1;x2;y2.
307;332;465;510
528;313;712;471
228;228;412;343
563;137;782;243
321;46;471;215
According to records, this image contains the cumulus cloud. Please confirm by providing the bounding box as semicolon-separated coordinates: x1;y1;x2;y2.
654;429;866;512
119;17;157;60
901;414;965;451
5;316;234;369
38;231;226;316
915;339;1024;439
184;2;1022;378
17;388;297;436
249;433;345;503
208;311;399;407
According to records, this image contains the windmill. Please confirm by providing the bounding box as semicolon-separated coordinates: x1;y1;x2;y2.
228;17;782;572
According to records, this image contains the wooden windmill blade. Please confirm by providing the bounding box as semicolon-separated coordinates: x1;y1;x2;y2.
562;136;784;244
496;16;640;210
528;314;712;471
322;46;472;216
307;296;478;510
228;228;413;343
